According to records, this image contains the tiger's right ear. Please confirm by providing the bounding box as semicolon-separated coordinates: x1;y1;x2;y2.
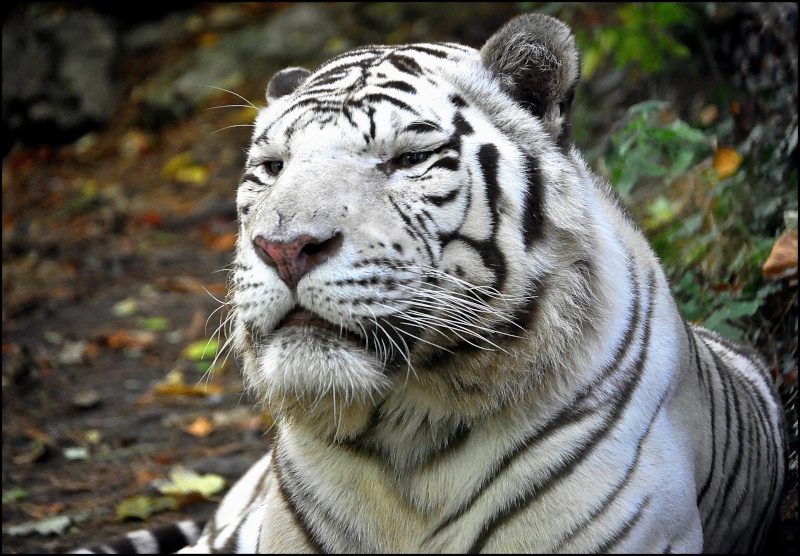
266;67;311;103
480;14;580;147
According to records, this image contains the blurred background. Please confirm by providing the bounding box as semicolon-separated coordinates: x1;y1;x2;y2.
2;2;796;553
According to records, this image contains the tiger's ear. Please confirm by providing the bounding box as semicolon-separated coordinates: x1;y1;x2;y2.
480;14;580;145
266;67;311;103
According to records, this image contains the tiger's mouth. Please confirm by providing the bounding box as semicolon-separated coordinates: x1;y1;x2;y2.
277;307;364;346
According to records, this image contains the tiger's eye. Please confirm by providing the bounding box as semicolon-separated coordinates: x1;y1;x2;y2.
265;160;284;175
394;152;431;168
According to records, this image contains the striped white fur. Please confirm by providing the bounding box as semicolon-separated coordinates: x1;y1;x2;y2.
72;13;785;554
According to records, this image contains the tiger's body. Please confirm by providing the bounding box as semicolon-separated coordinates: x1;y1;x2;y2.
72;13;785;554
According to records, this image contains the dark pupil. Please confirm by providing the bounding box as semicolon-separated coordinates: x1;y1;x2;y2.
399;152;430;167
267;160;284;175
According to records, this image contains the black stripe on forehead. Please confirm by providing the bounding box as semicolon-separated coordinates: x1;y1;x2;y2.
404;120;443;134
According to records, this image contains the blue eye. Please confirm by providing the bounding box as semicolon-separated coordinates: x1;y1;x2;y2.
393;152;431;168
265;160;284;175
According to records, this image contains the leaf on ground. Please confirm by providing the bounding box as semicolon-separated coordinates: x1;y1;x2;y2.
70;388;102;409
137;316;169;331
105;330;156;350
152;370;221;397
181;338;219;361
763;230;798;280
4;515;72;536
58;340;87;365
111;298;138;317
63;446;90;461
183;416;214;438
711;146;743;180
160;152;196;180
154;466;226;498
115;495;177;521
13;440;47;465
174;165;209;186
2;488;28;505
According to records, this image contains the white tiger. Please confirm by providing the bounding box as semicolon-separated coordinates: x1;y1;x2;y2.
73;12;786;554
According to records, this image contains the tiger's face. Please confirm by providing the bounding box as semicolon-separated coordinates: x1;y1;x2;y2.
231;27;592;431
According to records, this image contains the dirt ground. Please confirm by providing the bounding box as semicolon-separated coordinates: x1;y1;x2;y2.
0;16;284;550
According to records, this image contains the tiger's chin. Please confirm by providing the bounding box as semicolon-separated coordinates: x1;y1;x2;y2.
244;325;390;437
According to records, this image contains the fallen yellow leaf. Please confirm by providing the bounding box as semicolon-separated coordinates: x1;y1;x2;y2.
160;152;196;181
184;416;214;438
712;147;743;180
174;165;209;186
152;370;221;397
155;466;226;498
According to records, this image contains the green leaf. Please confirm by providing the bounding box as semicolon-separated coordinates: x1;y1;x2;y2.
115;495;177;521
2;488;28;505
154;467;226;498
4;515;72;536
181;339;219;361
137;317;169;331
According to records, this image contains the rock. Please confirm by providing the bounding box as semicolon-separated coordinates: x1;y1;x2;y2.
2;5;119;150
135;3;336;128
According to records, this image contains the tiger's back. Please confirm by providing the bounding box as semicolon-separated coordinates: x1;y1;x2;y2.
71;12;786;554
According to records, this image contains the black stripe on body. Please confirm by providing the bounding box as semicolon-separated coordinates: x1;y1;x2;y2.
703;347;745;534
550;392;669;552
698;334;783;552
592;495;653;553
276;440;372;552
465;273;657;553
79;520;204;554
424;260;640;542
698;342;734;514
272;438;326;553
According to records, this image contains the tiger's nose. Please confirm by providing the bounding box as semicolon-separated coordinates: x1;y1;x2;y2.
252;233;343;289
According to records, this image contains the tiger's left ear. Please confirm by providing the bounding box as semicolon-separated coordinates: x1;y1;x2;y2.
480;13;580;145
266;67;311;104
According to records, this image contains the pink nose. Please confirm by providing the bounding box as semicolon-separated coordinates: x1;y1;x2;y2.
252;233;343;289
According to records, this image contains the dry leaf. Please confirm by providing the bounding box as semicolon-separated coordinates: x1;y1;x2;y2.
154;466;225;498
184;416;214;438
152;370;221;397
106;330;156;350
712;147;743;180
763;230;798;280
210;232;237;251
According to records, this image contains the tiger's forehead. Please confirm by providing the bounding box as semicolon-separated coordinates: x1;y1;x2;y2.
252;43;479;150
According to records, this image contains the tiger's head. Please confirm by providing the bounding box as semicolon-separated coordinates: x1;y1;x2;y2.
230;14;617;439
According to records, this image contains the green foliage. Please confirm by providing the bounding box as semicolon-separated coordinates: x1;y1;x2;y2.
525;2;697;78
580;3;696;78
604;101;712;199
599;99;795;346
